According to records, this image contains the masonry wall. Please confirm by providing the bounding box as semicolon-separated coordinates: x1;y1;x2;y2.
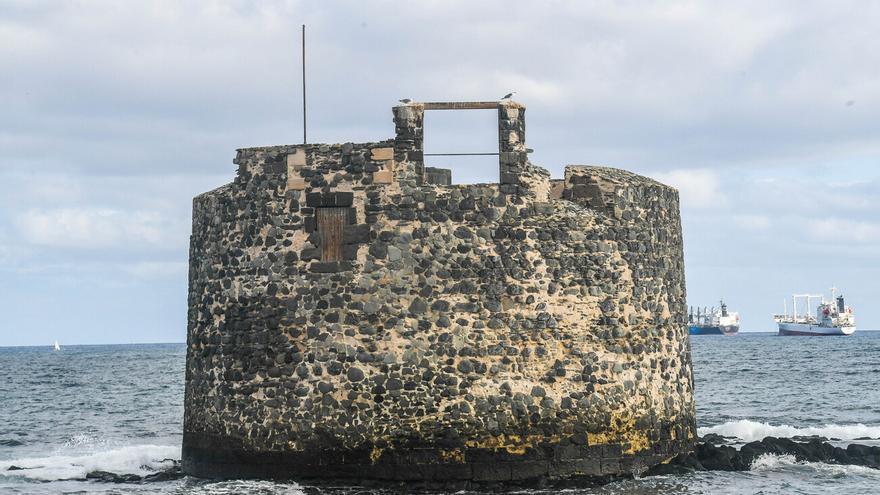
182;113;695;486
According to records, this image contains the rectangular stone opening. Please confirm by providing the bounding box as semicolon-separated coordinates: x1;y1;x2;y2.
423;109;498;184
317;207;347;262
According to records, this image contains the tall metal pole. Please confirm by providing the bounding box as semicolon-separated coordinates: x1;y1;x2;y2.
302;24;307;145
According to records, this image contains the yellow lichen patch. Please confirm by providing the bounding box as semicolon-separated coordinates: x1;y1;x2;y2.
370;446;384;464
622;429;651;454
587;417;652;455
439;448;465;463
587;430;617;446
465;434;559;455
587;408;651;454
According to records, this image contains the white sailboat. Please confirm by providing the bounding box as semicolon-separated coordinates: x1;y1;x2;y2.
53;340;61;351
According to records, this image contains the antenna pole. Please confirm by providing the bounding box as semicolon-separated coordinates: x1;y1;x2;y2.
302;24;307;145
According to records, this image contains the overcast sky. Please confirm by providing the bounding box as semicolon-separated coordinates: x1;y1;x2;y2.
2;1;878;346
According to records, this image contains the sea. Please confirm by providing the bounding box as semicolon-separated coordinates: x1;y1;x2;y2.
2;332;880;494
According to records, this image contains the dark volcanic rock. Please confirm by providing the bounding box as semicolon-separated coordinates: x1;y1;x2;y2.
143;465;185;482
699;432;733;445
85;470;143;483
84;460;182;484
647;436;880;476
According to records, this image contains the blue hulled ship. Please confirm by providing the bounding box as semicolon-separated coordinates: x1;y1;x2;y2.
688;301;739;336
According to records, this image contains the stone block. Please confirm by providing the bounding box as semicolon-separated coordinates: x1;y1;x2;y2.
549;180;565;199
334;192;354;207
309;261;352;273
287;176;306;191
287;149;306;169
300;248;321;261
425;167;452;186
500;172;519;185
306;192;322;207
500;151;526;164
342;244;359;261
509;461;549;480
472;462;511;481
342;224;370;244
370;147;394;161
434;462;472;480
373;170;393;184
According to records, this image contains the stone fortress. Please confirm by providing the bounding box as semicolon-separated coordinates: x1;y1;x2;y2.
183;100;696;486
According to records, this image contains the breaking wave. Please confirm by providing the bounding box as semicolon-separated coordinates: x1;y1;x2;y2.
698;420;880;443
0;444;179;481
750;453;880;477
184;480;306;494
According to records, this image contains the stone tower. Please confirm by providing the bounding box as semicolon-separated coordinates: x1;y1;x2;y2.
182;100;695;486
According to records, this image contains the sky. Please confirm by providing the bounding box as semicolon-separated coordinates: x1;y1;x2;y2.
1;0;878;346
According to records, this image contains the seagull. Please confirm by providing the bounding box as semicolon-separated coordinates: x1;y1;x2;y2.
398;98;412;104
501;92;516;100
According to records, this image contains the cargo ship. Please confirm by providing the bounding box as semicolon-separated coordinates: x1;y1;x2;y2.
688;300;740;336
774;288;855;336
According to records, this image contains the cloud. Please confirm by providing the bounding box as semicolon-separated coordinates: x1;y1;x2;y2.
653;169;728;209
15;208;172;249
732;214;772;231
2;0;880;341
121;261;188;279
807;219;880;244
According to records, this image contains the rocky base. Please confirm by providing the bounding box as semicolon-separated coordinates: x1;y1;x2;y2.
84;465;184;483
647;435;880;475
183;431;689;489
182;433;692;491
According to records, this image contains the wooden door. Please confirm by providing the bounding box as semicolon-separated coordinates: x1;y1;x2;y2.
317;207;346;262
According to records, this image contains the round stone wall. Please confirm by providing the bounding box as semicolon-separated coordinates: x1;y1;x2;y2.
182;143;695;486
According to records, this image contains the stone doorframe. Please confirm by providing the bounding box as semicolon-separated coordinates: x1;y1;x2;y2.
391;101;528;188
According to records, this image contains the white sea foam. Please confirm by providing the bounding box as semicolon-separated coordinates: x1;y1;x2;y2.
191;480;306;494
698;419;880;443
750;453;880;477
0;444;179;481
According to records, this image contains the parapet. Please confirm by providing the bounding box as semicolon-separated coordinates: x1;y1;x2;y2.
183;101;695;487
231;100;537;196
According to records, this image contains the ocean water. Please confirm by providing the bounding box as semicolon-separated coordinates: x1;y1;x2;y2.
2;333;879;494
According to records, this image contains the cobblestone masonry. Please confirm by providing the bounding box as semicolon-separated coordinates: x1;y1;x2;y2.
182;101;696;487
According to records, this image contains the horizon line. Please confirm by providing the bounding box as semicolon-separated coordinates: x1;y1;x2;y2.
3;329;880;348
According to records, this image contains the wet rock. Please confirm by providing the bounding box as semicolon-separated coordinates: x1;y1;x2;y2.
143;465;185;482
85;471;143;483
700;432;733;445
649;437;880;476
